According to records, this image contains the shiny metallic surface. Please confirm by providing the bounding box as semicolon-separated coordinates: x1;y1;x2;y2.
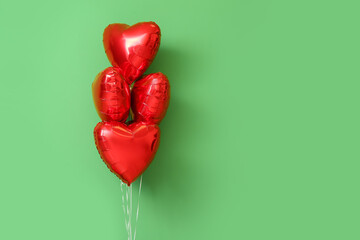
131;73;170;124
94;121;160;186
92;67;131;122
92;22;169;186
103;22;161;85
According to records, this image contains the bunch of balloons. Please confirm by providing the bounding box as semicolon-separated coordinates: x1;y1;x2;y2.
92;22;170;186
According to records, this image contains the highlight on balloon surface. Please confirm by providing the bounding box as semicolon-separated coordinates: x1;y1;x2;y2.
91;21;170;240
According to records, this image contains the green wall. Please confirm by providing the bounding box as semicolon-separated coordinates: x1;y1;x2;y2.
1;0;359;239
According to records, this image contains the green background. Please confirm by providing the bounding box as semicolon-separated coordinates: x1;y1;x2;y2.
1;0;359;239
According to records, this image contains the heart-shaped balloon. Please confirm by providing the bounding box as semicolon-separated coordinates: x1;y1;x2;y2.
94;121;160;185
92;67;131;122
103;22;161;85
131;73;170;124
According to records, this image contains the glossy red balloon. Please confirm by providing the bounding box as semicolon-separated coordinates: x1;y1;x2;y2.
92;67;131;122
131;73;170;124
94;121;160;186
103;22;161;85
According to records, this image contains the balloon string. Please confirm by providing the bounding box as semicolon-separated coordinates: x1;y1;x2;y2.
121;177;143;240
120;182;129;238
125;184;130;240
129;184;133;240
133;175;143;240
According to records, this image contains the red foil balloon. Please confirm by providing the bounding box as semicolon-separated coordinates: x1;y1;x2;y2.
94;121;160;186
92;67;130;122
103;22;161;85
131;73;170;124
